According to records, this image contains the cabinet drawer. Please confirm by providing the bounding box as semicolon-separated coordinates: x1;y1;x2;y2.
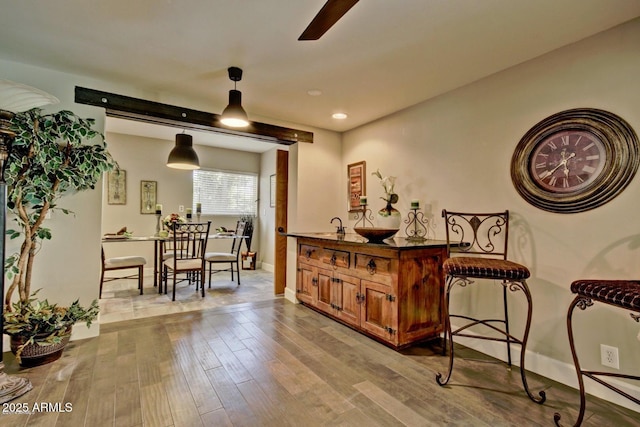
299;244;322;261
355;253;392;276
322;249;350;268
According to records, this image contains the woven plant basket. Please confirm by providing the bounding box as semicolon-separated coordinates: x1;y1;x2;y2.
9;328;72;367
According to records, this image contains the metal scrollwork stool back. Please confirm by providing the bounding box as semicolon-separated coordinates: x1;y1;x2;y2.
436;210;546;404
554;280;640;426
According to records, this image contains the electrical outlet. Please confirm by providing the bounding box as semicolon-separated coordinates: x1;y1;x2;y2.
600;344;619;369
178;205;184;212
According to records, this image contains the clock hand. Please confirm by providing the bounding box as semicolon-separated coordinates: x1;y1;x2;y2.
565;152;576;162
542;151;577;179
562;152;576;175
546;157;569;175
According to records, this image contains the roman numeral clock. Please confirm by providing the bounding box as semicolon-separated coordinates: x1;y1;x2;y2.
511;108;639;213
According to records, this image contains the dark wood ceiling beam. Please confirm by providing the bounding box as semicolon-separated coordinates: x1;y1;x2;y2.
74;86;313;145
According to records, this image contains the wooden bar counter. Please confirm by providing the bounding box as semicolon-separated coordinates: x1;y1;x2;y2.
286;232;449;349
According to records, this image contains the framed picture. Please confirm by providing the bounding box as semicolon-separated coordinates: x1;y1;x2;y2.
140;180;157;214
270;174;276;207
347;161;366;212
107;169;126;205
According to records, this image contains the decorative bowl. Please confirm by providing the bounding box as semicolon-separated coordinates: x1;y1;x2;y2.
354;227;399;242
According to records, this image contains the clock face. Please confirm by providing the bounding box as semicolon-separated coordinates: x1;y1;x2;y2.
529;130;606;194
511;108;639;214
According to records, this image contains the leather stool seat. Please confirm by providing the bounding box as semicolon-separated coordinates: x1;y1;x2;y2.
570;279;640;310
443;257;530;281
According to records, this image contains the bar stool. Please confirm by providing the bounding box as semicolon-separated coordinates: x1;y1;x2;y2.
435;210;546;404
554;280;640;426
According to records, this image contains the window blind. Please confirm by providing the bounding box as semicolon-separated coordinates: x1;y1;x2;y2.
193;169;257;216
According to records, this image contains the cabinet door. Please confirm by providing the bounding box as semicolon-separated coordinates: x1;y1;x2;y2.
334;272;361;327
316;267;335;313
399;254;444;339
361;279;396;342
296;263;317;305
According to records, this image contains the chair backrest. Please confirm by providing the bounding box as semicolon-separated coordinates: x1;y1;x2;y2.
170;221;212;262
243;220;254;251
441;210;510;260
101;246;106;270
230;221;247;254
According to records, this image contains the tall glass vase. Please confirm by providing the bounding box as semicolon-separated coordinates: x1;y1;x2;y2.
377;201;401;229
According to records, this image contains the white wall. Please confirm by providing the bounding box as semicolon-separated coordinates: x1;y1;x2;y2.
284;127;343;302
340;18;640;408
258;148;277;271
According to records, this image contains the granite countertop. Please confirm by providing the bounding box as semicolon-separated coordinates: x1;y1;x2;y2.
284;231;449;249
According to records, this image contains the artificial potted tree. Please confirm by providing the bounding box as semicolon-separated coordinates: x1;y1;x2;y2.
2;108;116;366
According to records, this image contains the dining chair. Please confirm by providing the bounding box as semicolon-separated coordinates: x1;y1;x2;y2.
163;221;211;301
100;246;147;298
205;221;247;286
435;210;546;404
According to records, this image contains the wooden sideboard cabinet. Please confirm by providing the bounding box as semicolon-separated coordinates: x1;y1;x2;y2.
291;234;449;348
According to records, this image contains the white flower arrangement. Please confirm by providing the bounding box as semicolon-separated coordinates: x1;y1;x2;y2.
162;213;187;230
372;169;399;204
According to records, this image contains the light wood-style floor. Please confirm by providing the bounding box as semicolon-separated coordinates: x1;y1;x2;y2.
3;293;638;426
98;269;276;323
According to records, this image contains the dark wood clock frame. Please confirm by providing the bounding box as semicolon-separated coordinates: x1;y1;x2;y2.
511;108;639;214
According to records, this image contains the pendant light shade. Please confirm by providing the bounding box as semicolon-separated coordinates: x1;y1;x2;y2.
220;67;249;128
167;133;200;170
220;89;249;127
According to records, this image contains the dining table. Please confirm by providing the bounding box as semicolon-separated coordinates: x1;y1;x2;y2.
101;233;247;294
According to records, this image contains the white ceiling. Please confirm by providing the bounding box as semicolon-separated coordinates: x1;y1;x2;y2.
2;0;640;151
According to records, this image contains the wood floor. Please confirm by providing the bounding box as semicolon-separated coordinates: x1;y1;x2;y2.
2;298;638;426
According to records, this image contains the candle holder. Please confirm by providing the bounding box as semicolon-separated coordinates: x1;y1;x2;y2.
354;203;375;228
404;207;428;242
196;213;201;222
155;211;162;236
186;213;192;222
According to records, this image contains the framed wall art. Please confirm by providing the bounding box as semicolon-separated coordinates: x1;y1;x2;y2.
347;161;366;212
107;169;126;205
140;180;157;214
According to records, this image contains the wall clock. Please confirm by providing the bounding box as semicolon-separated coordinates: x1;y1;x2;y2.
511;108;638;213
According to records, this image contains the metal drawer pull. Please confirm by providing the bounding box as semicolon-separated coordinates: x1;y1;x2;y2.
366;259;377;274
330;253;337;267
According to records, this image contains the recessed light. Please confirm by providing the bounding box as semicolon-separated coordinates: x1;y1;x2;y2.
307;89;322;96
332;112;348;120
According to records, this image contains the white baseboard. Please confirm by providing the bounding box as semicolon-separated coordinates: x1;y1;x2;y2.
261;262;274;272
284;286;298;304
451;328;640;413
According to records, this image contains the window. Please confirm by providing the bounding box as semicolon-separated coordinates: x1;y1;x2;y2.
193;169;258;216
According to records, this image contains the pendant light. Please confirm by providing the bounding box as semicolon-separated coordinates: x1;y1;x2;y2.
220;67;249;128
167;132;200;170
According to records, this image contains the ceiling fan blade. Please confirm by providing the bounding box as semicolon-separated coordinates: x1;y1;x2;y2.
298;0;359;41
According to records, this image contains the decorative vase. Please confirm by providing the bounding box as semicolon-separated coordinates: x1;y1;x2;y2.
377;201;401;229
10;328;72;367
